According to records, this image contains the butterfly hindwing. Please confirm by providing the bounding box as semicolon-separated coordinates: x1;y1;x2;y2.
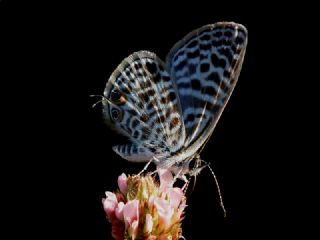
103;51;186;162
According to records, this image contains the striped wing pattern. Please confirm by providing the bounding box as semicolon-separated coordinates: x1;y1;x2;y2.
166;22;247;149
102;51;185;162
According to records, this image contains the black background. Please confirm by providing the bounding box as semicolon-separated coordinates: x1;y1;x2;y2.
1;1;314;239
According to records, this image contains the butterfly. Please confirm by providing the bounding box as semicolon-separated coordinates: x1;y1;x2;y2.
101;22;247;180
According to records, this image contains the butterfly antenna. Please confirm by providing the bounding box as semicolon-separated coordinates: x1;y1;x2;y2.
89;94;118;108
90;95;105;108
207;164;227;218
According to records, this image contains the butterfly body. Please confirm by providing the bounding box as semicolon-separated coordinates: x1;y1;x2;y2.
102;22;247;177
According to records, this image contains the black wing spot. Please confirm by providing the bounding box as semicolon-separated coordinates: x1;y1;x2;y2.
138;93;149;103
207;72;220;86
159;115;165;123
168;91;176;102
191;79;201;90
145;61;157;75
147;89;156;96
204;86;217;96
163;75;171;82
141;114;149;122
210;53;219;66
154;73;161;83
149;147;156;153
134;63;141;71
218;48;234;64
211;53;226;68
161;97;169;104
200;63;210;73
133;130;140;138
110;89;122;102
131;119;139;128
186;114;195;123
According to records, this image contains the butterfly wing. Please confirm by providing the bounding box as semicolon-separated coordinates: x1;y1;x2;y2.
103;51;185;162
166;22;248;153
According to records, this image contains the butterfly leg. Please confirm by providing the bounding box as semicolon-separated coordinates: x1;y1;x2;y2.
136;156;160;176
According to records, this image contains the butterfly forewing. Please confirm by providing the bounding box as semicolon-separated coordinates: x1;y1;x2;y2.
103;51;185;162
166;22;247;150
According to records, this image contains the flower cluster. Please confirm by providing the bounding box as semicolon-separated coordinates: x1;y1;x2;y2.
102;169;186;240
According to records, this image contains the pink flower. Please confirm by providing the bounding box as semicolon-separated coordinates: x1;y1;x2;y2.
102;191;118;221
128;220;139;239
115;202;124;221
102;169;186;240
117;173;128;194
158;168;174;191
154;197;174;231
122;199;139;229
144;214;153;234
167;187;184;210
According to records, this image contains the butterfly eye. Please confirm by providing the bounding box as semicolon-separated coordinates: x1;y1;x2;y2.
111;108;122;121
110;89;122;102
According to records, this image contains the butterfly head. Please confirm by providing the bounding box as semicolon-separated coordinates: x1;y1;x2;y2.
169;154;207;180
188;154;209;176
